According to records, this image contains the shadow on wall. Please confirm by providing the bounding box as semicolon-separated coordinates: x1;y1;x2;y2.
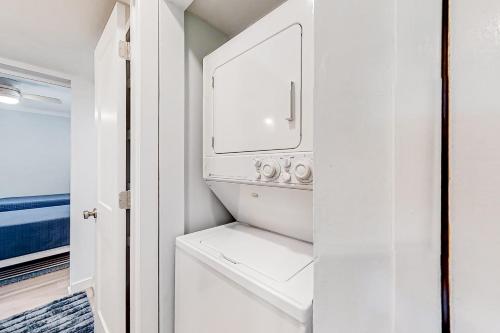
184;13;234;233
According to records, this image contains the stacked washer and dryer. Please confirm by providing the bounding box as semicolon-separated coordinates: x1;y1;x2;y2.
175;1;314;332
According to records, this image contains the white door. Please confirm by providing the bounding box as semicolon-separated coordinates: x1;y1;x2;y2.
213;24;302;154
94;3;127;333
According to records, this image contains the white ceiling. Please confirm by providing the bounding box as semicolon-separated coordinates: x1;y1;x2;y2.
0;0;284;78
0;74;71;117
0;0;119;79
188;0;287;36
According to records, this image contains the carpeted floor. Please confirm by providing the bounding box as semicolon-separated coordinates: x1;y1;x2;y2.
0;292;93;332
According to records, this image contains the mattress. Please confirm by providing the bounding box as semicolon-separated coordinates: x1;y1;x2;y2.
0;194;70;212
0;205;70;261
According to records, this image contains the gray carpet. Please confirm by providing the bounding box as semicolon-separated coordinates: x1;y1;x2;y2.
0;292;94;332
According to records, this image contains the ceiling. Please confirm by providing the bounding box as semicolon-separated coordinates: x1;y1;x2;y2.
0;73;71;117
0;0;284;77
0;0;119;79
188;0;287;36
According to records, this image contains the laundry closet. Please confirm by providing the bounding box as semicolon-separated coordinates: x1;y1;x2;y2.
176;0;314;332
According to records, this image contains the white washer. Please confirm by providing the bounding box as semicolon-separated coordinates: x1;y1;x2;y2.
175;223;313;333
176;0;314;332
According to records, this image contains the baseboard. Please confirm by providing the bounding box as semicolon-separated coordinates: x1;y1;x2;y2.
68;277;94;294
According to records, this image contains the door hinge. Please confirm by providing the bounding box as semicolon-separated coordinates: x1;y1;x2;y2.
212;136;215;148
119;190;131;210
212;76;215;88
119;41;131;61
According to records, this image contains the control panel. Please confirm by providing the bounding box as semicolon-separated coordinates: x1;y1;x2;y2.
254;156;313;184
204;153;313;188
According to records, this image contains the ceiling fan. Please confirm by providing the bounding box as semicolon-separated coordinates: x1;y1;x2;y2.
0;78;62;105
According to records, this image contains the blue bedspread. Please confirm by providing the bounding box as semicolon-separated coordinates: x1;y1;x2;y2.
0;194;70;212
0;205;70;260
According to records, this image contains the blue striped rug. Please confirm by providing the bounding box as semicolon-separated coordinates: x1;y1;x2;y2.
0;292;94;332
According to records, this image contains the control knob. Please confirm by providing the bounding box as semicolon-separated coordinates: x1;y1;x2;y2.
294;160;313;183
261;160;280;179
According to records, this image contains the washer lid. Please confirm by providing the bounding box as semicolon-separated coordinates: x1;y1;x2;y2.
200;223;313;282
177;222;313;323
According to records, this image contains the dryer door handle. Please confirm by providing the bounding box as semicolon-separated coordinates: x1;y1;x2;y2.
286;81;295;122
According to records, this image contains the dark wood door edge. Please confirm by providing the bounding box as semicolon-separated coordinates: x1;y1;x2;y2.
441;0;451;332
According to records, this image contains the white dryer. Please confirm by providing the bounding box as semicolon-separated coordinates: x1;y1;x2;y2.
175;0;314;332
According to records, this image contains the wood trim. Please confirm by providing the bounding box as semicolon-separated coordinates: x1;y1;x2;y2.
441;0;451;331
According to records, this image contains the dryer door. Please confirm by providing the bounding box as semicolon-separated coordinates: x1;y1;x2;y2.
213;24;302;154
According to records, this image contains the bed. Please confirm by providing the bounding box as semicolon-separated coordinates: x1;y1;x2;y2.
0;194;70;267
0;193;70;212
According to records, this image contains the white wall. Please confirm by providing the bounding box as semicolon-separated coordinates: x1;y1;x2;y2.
157;5;232;332
450;1;500;331
0;109;70;198
69;77;97;292
184;13;232;233
158;2;184;332
313;0;441;332
393;2;442;330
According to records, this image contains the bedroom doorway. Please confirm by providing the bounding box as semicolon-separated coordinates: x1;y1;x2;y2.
0;70;75;319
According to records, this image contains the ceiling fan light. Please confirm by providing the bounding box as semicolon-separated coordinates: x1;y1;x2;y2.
0;95;20;105
0;86;21;105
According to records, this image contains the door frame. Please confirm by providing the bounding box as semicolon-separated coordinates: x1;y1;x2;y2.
0;58;96;295
129;0;193;332
129;1;159;333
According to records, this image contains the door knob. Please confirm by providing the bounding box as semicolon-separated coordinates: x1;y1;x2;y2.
83;208;97;219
